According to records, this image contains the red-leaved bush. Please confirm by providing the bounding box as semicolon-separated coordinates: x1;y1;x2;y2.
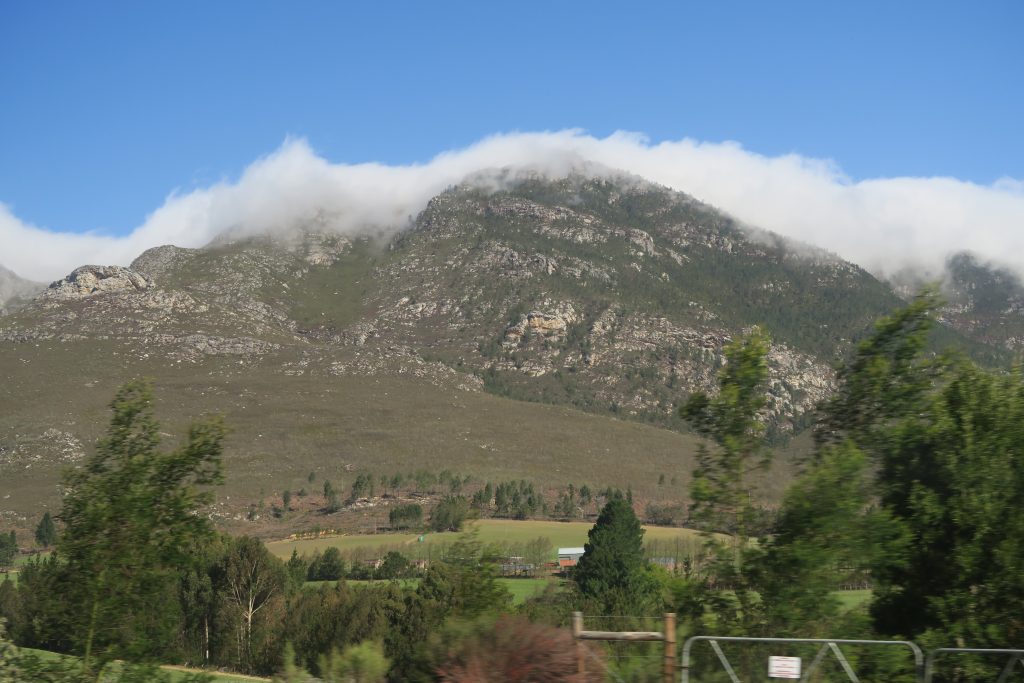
436;615;604;683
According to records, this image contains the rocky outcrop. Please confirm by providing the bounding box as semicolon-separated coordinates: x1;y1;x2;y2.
45;265;154;300
131;245;198;281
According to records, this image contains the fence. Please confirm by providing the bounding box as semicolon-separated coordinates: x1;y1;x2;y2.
572;611;677;683
570;620;1024;682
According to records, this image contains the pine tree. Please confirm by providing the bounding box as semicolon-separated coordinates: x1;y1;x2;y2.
34;512;57;548
573;498;658;615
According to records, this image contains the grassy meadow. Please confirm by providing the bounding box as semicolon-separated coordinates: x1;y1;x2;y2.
308;576;558;605
267;518;708;562
20;648;269;682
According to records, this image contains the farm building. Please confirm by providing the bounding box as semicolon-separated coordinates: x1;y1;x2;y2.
558;546;586;568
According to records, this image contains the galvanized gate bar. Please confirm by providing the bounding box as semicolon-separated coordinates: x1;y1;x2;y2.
996;654;1022;683
828;642;861;682
799;644;830;682
681;635;924;683
924;648;1024;683
708;639;741;683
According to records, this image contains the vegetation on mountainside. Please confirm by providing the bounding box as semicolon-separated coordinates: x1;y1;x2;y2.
6;176;1019;528
4;292;1024;681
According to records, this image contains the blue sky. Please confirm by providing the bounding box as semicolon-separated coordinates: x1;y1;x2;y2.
2;1;1021;238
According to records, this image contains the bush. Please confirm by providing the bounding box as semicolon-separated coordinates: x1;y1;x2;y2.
307;547;346;582
435;616;602;682
389;504;423;530
431;496;469;532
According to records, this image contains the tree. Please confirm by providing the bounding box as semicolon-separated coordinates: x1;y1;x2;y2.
431;496;469;532
282;490;292;512
349;473;374;503
675;329;773;638
573;498;658;615
389;503;423;530
57;379;225;672
815;289;944;450
34;512;57;548
748;442;903;637
376;552;410;580
680;326;771;542
318;641;390;683
418;531;512;618
817;291;1024;654
0;532;14;570
307;547;346;582
218;536;286;673
870;362;1024;648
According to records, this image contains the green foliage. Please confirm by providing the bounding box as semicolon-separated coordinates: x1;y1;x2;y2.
1;619;214;683
0;534;14;570
218;536;287;674
375;552;411;581
388;504;423;530
306;548;346;582
749;442;903;637
870;362;1024;647
681;326;771;541
56;379;225;672
813;291;1024;655
321;480;343;513
417;532;512;619
318;641;389;683
573;498;659;615
34;513;56;549
348;473;375;503
491;481;540;519
816;288;945;451
430;496;469;533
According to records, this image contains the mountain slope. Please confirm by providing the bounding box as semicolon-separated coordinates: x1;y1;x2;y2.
0;265;44;315
0;172;1007;529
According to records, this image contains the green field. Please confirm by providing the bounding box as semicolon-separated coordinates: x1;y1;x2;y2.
20;647;268;682
835;589;872;612
267;518;707;561
306;576;558;605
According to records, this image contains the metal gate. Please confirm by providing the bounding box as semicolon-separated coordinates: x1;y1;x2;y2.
680;635;924;682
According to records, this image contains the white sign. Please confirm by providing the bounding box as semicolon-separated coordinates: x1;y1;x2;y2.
768;656;802;679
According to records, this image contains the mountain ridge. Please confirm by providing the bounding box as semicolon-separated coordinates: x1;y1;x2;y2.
2;172;1021;530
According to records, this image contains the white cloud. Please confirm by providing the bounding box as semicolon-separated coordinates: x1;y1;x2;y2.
2;130;1024;283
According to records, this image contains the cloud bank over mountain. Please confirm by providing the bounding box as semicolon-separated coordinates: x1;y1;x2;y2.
2;130;1023;282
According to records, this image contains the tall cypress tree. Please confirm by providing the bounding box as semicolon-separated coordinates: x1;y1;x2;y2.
34;512;56;548
573;498;658;615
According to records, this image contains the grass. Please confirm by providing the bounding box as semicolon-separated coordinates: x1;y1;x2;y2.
303;576;557;605
835;589;872;612
20;647;268;682
499;576;558;603
267;518;708;561
0;340;732;529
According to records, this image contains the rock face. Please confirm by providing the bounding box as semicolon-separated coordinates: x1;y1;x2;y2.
3;171;1017;474
44;265;154;300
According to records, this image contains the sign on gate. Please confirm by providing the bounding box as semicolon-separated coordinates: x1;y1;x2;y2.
768;655;802;679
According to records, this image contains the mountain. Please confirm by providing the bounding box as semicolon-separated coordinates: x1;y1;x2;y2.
0;173;1011;530
0;265;44;316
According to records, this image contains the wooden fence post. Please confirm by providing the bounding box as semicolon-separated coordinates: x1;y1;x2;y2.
663;612;677;683
573;611;586;675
